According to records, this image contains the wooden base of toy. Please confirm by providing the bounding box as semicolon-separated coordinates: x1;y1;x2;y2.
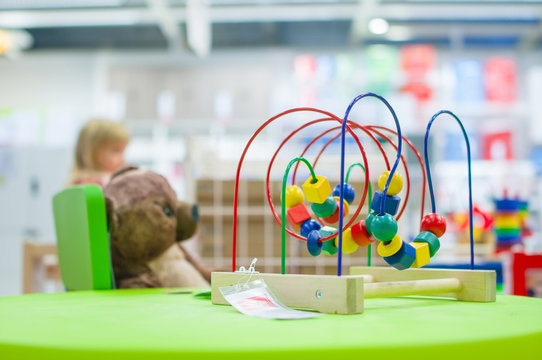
211;266;496;315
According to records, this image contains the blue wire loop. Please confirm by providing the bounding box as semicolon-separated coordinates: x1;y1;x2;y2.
338;93;403;276
424;110;474;270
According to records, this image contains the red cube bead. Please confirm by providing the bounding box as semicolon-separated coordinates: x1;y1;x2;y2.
287;203;312;228
420;213;447;238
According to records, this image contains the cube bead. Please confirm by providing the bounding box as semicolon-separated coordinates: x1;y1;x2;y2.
311;196;337;218
413;231;440;257
411;242;430;268
286;203;311;228
370;191;401;216
378;170;403;196
284;185;305;208
302;175;332;204
319;226;338;255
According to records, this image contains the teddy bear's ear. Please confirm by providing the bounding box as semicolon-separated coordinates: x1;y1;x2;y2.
176;201;198;242
110;164;139;181
104;196;118;232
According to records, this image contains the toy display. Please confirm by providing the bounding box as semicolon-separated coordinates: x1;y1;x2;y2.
211;93;496;314
103;165;210;288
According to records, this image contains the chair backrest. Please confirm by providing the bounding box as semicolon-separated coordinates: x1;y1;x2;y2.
52;185;113;291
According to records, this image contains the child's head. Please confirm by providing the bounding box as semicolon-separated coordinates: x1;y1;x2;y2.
74;119;130;174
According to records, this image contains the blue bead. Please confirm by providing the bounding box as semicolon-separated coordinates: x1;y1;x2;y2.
300;219;322;237
370;190;401;216
306;230;323;256
332;183;356;205
311;196;337;218
383;241;416;270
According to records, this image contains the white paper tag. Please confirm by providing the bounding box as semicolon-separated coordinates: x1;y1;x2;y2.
219;279;321;319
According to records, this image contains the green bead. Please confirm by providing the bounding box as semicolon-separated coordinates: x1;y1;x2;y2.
371;214;398;242
311;196;337;218
365;211;377;235
413;231;440;257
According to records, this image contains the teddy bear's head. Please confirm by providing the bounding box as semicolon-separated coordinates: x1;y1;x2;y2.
103;166;198;263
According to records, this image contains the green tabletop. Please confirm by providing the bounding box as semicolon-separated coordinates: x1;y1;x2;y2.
1;289;541;360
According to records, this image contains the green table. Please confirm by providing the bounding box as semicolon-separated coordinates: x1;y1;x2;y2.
1;289;541;359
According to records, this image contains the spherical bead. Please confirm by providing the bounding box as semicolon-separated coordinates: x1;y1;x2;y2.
302;175;332;204
420;213;447;237
365;211;377;235
350;220;375;247
413;231;440;257
370;214;398;242
332;183;356;205
300;219;322;238
306;230;323;256
334;228;358;254
378;170;403;196
322;197;349;224
370;190;401;216
382;239;416;270
284;185;304;208
311;196;337;218
377;234;403;257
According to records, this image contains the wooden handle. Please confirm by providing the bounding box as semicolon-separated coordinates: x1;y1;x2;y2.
364;278;462;299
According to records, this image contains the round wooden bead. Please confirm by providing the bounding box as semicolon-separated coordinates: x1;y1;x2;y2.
322;197;349;224
306;230;323;256
370;214;398;242
413;231;440;257
284;185;304;208
365;211;377;235
377;234;403;257
332;183;356;205
420;213;447;237
382;239;416;270
350;220;375;247
300;219;322;237
334;228;358;254
311;196;337;218
378;170;403;196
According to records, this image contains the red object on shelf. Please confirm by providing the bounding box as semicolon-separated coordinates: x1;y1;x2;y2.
481;131;513;160
484;57;516;103
400;45;436;78
511;252;542;296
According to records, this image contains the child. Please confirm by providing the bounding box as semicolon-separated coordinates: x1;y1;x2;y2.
67;119;130;187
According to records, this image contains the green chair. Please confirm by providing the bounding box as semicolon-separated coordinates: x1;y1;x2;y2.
52;184;114;291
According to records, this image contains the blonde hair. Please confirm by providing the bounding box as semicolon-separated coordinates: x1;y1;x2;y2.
69;119;129;183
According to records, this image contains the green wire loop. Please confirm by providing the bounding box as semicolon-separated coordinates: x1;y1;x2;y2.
281;157;318;274
346;163;372;266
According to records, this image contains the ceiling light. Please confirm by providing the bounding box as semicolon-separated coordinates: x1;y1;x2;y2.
368;18;389;35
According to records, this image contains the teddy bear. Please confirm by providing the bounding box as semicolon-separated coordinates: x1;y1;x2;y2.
103;165;211;288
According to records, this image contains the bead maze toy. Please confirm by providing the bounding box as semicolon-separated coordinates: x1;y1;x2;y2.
211;93;496;314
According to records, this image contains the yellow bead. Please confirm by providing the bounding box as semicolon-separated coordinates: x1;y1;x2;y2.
302;175;332;204
284;185;305;208
378;171;403;196
334;228;358;254
377;234;403;257
411;242;430;268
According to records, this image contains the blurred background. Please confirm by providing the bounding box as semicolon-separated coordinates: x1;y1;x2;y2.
1;0;542;297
